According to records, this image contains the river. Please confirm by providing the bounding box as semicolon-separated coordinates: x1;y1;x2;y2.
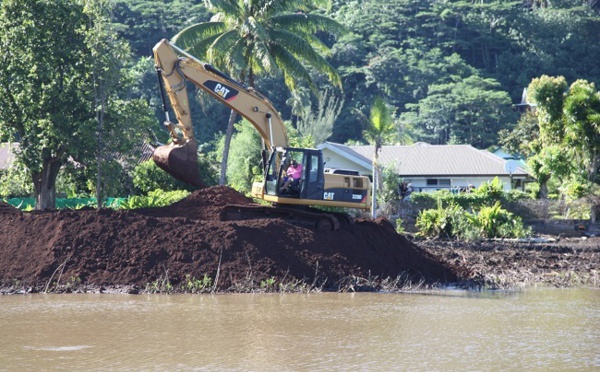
0;288;598;371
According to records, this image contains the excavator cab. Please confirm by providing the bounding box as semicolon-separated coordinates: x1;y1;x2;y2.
263;148;325;199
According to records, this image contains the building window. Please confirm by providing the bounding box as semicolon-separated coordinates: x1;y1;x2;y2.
426;179;451;187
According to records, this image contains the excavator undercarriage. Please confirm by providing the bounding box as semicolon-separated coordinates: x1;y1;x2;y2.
220;205;353;231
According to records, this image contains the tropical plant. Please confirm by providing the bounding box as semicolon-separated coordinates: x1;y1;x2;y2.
415;202;464;239
474;177;505;200
224;120;262;193
377;163;402;217
117;189;190;209
172;0;346;185
466;202;530;239
362;97;397;217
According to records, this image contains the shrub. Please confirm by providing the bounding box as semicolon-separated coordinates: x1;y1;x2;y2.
474;177;504;199
416;201;530;240
416;203;464;239
466;202;530;239
116;189;190;209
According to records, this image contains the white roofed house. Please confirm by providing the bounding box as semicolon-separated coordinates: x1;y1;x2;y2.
318;142;530;193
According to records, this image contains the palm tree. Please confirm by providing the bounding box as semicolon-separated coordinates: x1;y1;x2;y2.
363;97;397;218
173;0;346;185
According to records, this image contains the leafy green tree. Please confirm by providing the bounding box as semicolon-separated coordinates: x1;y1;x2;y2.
528;76;600;182
0;0;93;210
223;120;262;193
297;89;343;145
0;0;157;209
528;75;568;143
499;111;539;158
403;74;516;147
525;75;600;212
173;0;346;185
563;80;600;183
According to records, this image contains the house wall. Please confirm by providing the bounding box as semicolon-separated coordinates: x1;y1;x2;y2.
320;148;371;175
404;176;513;193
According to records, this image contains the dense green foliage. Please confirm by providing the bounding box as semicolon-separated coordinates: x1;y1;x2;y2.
117;189;190;209
414;182;532;239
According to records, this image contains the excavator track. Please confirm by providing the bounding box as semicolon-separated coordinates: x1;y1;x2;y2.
219;204;343;231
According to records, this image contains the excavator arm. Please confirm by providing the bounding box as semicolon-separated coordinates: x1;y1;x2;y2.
152;39;288;186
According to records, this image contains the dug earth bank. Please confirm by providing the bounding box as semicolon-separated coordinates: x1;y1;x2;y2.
0;186;597;293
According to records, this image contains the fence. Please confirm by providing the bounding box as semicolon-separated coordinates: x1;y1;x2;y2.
6;197;126;210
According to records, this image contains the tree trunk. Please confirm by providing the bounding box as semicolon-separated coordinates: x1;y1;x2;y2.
96;101;104;209
32;159;61;210
589;152;600;184
539;181;548;199
371;163;377;219
219;109;238;186
371;151;379;219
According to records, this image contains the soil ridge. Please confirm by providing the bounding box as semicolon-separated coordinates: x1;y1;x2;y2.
0;186;462;293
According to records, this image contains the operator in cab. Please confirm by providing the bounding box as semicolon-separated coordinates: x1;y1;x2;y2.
280;160;303;193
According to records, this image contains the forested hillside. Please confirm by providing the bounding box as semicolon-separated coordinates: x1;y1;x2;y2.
114;0;600;147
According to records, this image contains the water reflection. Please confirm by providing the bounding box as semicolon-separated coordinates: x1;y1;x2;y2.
0;289;598;371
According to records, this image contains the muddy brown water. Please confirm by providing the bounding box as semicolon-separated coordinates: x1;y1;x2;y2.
1;288;598;371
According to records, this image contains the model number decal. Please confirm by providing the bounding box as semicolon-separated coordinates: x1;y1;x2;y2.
324;192;335;200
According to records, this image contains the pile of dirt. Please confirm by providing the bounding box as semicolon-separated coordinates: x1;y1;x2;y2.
0;186;463;293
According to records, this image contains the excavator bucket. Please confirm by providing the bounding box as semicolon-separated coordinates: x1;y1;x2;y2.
152;139;205;188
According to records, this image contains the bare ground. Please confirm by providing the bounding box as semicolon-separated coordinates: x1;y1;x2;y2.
416;236;600;289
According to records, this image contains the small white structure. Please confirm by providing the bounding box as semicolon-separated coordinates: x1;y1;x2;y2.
318;142;530;192
0;143;18;170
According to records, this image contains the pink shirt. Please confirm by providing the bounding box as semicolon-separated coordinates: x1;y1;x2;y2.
287;164;303;179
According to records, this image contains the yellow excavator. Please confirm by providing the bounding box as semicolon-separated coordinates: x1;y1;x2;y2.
152;39;371;229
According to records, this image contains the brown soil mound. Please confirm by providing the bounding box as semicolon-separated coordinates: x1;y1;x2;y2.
0;186;463;293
